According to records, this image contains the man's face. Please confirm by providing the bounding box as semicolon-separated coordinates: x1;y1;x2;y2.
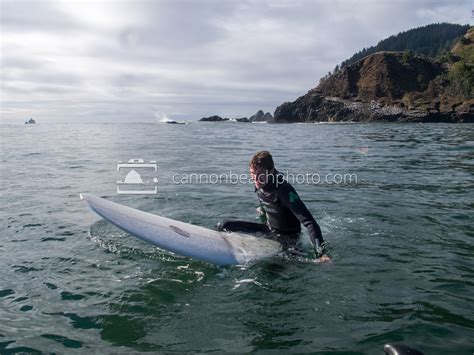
250;165;266;189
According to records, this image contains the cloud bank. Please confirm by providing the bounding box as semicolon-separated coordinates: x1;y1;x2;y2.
1;0;471;122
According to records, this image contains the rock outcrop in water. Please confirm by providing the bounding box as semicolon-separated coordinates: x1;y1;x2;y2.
249;110;273;122
200;115;227;122
199;110;274;123
199;115;250;122
274;27;474;123
234;117;250;123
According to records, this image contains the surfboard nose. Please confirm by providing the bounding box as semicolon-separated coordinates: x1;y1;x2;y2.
79;193;94;201
79;193;96;206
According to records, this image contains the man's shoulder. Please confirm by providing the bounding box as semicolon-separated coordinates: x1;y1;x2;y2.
277;179;291;190
276;178;298;199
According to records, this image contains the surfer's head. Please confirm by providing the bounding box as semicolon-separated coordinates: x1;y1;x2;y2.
249;151;275;189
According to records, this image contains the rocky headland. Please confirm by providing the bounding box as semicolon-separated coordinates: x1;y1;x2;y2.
273;27;473;123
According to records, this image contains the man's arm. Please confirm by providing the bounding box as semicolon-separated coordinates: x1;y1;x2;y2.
279;184;325;256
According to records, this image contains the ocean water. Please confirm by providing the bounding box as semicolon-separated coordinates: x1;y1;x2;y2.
1;122;473;354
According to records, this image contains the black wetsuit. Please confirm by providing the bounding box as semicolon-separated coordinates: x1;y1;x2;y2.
217;171;324;255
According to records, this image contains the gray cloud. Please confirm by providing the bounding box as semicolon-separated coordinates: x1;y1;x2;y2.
0;0;82;32
0;0;471;122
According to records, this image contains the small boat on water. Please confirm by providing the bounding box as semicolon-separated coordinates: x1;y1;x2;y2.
25;118;36;124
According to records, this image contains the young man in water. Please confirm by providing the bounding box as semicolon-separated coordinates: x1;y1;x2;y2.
218;151;330;261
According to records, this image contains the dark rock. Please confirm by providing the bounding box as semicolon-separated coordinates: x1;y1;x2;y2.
274;94;366;123
199;115;250;122
199;115;229;122
234;117;250;123
249;109;273;122
263;112;273;121
274;93;474;123
249;110;265;122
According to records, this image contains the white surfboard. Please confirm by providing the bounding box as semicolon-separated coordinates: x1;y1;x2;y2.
80;193;281;265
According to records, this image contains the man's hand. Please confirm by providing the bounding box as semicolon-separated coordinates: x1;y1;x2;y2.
314;242;331;263
316;255;332;263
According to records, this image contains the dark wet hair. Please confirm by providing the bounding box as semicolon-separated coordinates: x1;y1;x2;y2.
249;151;274;171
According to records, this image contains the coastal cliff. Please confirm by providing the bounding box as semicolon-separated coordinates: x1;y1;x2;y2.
274;27;474;123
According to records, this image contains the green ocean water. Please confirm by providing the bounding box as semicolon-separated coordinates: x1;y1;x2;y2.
1;122;473;354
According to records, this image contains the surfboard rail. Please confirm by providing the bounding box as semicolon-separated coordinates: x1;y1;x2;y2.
80;193;281;265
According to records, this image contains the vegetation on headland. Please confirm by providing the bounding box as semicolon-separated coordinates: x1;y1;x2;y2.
340;23;469;69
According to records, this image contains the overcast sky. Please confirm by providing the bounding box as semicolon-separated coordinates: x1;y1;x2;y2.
1;0;472;122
